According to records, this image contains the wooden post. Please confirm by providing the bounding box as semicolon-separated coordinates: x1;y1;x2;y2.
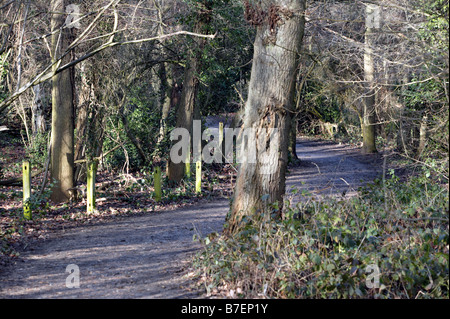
195;160;201;194
154;166;162;202
23;161;31;220
86;161;97;214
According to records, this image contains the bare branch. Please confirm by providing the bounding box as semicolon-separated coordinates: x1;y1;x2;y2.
0;30;216;114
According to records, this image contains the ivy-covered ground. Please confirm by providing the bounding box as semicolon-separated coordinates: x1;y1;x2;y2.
192;150;449;299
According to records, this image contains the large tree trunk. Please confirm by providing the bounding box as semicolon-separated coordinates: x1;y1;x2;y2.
50;0;75;202
362;3;378;154
226;0;306;235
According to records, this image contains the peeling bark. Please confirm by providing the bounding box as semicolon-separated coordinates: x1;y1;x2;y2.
226;0;306;235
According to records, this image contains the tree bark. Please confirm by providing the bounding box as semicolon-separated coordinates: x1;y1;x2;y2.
74;62;91;183
167;54;199;183
416;112;428;158
288;117;299;163
226;0;306;235
31;84;46;135
362;3;378;154
166;4;210;183
156;62;173;146
50;0;75;202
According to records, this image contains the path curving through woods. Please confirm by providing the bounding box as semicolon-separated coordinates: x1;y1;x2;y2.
0;137;381;298
286;138;381;203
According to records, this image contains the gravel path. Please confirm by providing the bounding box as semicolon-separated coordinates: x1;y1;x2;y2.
0;137;381;299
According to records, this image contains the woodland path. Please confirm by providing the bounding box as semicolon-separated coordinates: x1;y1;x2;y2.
0;132;381;298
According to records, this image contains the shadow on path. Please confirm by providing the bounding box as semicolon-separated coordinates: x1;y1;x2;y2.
0;137;381;298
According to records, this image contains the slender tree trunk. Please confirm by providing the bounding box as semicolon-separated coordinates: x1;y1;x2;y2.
396;74;410;155
157;62;172;145
161;66;183;173
288;117;299;163
362;3;378;154
416;112;428;158
31;84;46;135
74;62;91;183
226;0;306;235
155;0;176;150
74;62;106;183
167;54;199;183
50;0;75;202
119;103;148;165
167;3;210;183
288;69;307;164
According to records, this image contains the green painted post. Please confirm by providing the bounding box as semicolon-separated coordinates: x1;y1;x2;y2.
23;161;31;220
219;122;224;144
185;148;191;178
86;161;97;214
195;160;201;194
154;166;162;202
219;122;224;162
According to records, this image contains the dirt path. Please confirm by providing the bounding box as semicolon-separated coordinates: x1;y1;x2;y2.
286;138;381;203
0;199;229;298
0;137;381;299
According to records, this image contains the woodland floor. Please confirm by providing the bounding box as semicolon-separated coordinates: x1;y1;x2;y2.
0;131;383;298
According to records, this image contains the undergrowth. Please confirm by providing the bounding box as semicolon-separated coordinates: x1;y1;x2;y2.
192;168;449;299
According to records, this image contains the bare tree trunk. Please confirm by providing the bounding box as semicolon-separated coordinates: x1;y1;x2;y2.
226;0;306;235
74;62;91;183
50;0;75;202
157;63;172;144
119;103;149;165
31;84;46;135
416;112;428;158
288;68;308;164
167;3;210;183
362;3;378;154
288;117;299;163
167;54;199;183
